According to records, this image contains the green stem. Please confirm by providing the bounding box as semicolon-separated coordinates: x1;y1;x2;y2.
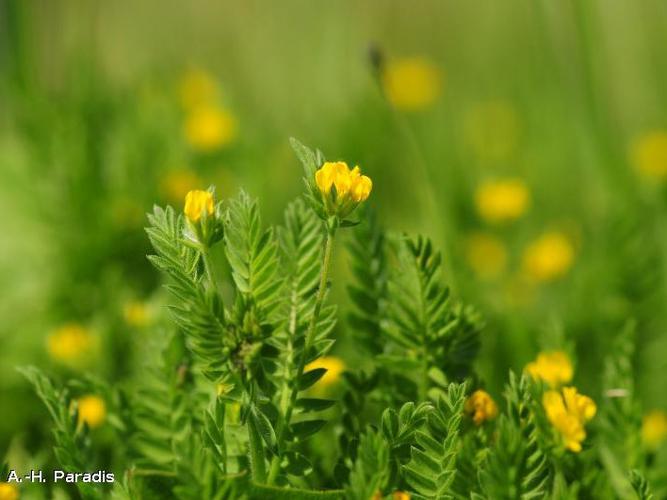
267;227;336;484
419;351;429;402
247;416;267;483
201;247;218;292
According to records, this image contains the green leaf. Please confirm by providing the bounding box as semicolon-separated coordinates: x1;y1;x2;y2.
629;469;654;500
295;398;336;412
403;383;467;498
250;405;278;454
298;368;327;390
146;205;228;381
290;137;319;178
224;190;282;316
291;419;327;441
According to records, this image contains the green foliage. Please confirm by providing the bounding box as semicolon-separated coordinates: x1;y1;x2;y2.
20;366;102;499
346;428;390;500
16;142;667;500
403;384;466;499
346;208;388;354
478;373;549;500
629;469;654;500
598;321;642;466
224;190;282;321
383;236;482;400
146;205;228;381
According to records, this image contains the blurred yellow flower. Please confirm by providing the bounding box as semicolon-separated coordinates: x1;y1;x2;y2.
465;389;498;425
393;492;411;500
0;483;19;500
464;100;519;163
161;169;202;205
179;68;219;111
465;232;507;279
315;162;372;216
305;356;345;387
525;351;573;387
47;324;93;364
381;57;442;111
475;179;530;223
75;395;106;429
184;189;215;222
642;410;667;449
184;105;237;152
630;130;667;180
522;231;574;282
543;387;596;452
123;301;151;327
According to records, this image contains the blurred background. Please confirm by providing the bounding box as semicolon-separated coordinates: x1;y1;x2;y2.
1;0;667;470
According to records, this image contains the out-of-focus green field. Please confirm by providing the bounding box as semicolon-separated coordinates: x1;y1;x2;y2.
1;0;667;492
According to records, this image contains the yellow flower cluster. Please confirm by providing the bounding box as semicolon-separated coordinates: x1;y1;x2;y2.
642;410;667;449
47;324;94;365
381;57;442;111
465;389;498;425
184;107;237;152
465;232;508;279
475;179;530;223
0;483;19;500
630;130;667;180
180;69;237;152
123;301;151;327
522;231;574;282
180;69;219;110
525;351;573;387
304;356;346;388
75;395;107;429
184;189;215;223
543;387;596;452
315;162;372;217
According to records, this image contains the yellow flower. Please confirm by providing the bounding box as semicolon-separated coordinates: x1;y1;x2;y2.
0;483;19;500
465;232;507;279
543;387;596;452
464;100;519;163
642;410;667;449
305;356;345;387
630;130;667;180
465;389;498;425
393;492;411;500
184;189;215;223
184;105;237;152
160;169;202;205
47;324;93;364
522;231;574;282
123;301;151;327
381;57;442;111
475;179;530;223
179;68;219;110
75;395;106;429
314;162;372;217
525;351;573;387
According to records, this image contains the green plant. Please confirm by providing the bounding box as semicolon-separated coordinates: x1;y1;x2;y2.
17;140;667;499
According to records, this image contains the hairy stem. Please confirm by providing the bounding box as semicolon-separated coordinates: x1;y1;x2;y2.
201;247;218;292
247;416;267;483
267;227;336;484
